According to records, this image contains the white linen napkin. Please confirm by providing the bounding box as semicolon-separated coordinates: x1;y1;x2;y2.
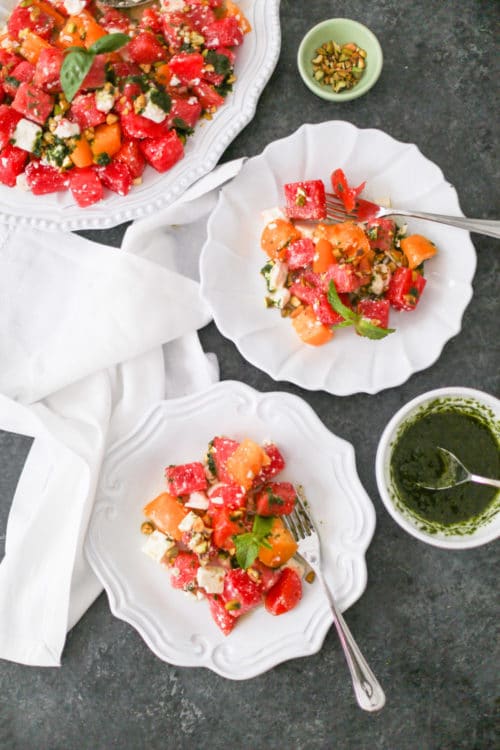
0;158;244;666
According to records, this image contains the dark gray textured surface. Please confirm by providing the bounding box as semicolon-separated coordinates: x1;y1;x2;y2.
1;1;499;748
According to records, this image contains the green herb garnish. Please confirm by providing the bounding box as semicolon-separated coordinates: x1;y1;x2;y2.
60;33;130;103
233;515;274;569
327;280;395;340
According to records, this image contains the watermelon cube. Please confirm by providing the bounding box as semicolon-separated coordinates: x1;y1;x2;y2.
204;17;243;49
207;594;235;635
115;139;145;179
168;52;205;85
80;55;106;91
207;482;246;511
12;82;54;125
0;105;23;150
206;436;239;483
284;179;326;220
286;237;315;270
165;462;208;496
126;31;167;64
139;130;184;173
3;61;35;97
69;167;104;207
0;143;28;186
69;93;107;129
33;47;64;93
120;112;168;140
168;96;203;130
7;5;55;41
25;161;70;194
357;298;390;329
169;551;199;590
97;160;133;196
222;569;262;617
256;443;286;483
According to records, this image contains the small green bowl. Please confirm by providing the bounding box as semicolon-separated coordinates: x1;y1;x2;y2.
297;18;383;102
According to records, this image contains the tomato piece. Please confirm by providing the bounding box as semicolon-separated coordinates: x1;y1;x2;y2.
69;166;103;207
139;131;184;173
284;179;326;220
169;551;199;590
165;461;208;496
25;161;69;194
207;594;236;635
264;568;302;615
357;298;390;328
143;492;188;541
255;482;297;516
222;569;262;617
286;237;315;270
331;168;366;213
386;267;427;311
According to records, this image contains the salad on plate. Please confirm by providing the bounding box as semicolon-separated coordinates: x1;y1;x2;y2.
141;434;306;636
260;168;438;346
0;0;250;206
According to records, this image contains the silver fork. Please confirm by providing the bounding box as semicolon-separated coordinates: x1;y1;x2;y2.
284;490;386;712
324;193;500;239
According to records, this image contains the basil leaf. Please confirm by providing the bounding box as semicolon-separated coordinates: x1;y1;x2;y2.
355;317;395;340
60;48;94;102
252;514;274;538
89;32;130;55
327;280;357;322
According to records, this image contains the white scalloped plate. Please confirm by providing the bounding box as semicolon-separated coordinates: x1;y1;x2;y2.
0;0;281;230
85;381;375;680
199;121;476;395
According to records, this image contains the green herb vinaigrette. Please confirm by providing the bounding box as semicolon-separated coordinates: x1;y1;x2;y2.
390;399;499;534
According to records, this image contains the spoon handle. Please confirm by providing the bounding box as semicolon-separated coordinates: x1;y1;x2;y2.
470;474;500;489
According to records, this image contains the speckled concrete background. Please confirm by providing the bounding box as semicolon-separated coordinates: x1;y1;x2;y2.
1;1;499;748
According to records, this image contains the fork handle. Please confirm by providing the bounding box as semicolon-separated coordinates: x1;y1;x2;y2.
318;574;386;712
469;473;500;488
387;210;500;239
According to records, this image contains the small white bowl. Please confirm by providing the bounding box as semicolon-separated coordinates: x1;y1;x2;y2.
375;387;500;549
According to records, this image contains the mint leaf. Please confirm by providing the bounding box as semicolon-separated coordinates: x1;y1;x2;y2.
233;515;274;569
61;47;94;102
328;280;395;340
355;317;395;340
327;280;357;322
233;534;260;570
89;33;130;56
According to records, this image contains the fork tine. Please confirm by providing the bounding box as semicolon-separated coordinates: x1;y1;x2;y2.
294;486;316;533
284;509;303;540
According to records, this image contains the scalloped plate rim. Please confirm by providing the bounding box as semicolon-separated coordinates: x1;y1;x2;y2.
85;380;376;679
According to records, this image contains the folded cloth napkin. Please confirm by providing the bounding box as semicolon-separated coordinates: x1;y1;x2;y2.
0;158;244;666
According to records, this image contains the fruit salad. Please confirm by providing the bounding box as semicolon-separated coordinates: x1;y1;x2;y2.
141;436;304;635
0;0;250;206
260;168;438;346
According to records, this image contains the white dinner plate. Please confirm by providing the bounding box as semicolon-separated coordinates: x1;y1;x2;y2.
0;0;281;230
85;381;375;680
199;121;476;395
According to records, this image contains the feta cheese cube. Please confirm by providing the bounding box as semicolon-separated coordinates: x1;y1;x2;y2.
12;119;42;154
141;93;168;123
196;565;226;594
63;0;87;15
95;87;116;114
185;491;209;510
178;510;202;533
53;118;80;139
142;530;175;563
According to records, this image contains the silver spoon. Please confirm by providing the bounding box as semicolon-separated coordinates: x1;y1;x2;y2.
418;447;500;491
